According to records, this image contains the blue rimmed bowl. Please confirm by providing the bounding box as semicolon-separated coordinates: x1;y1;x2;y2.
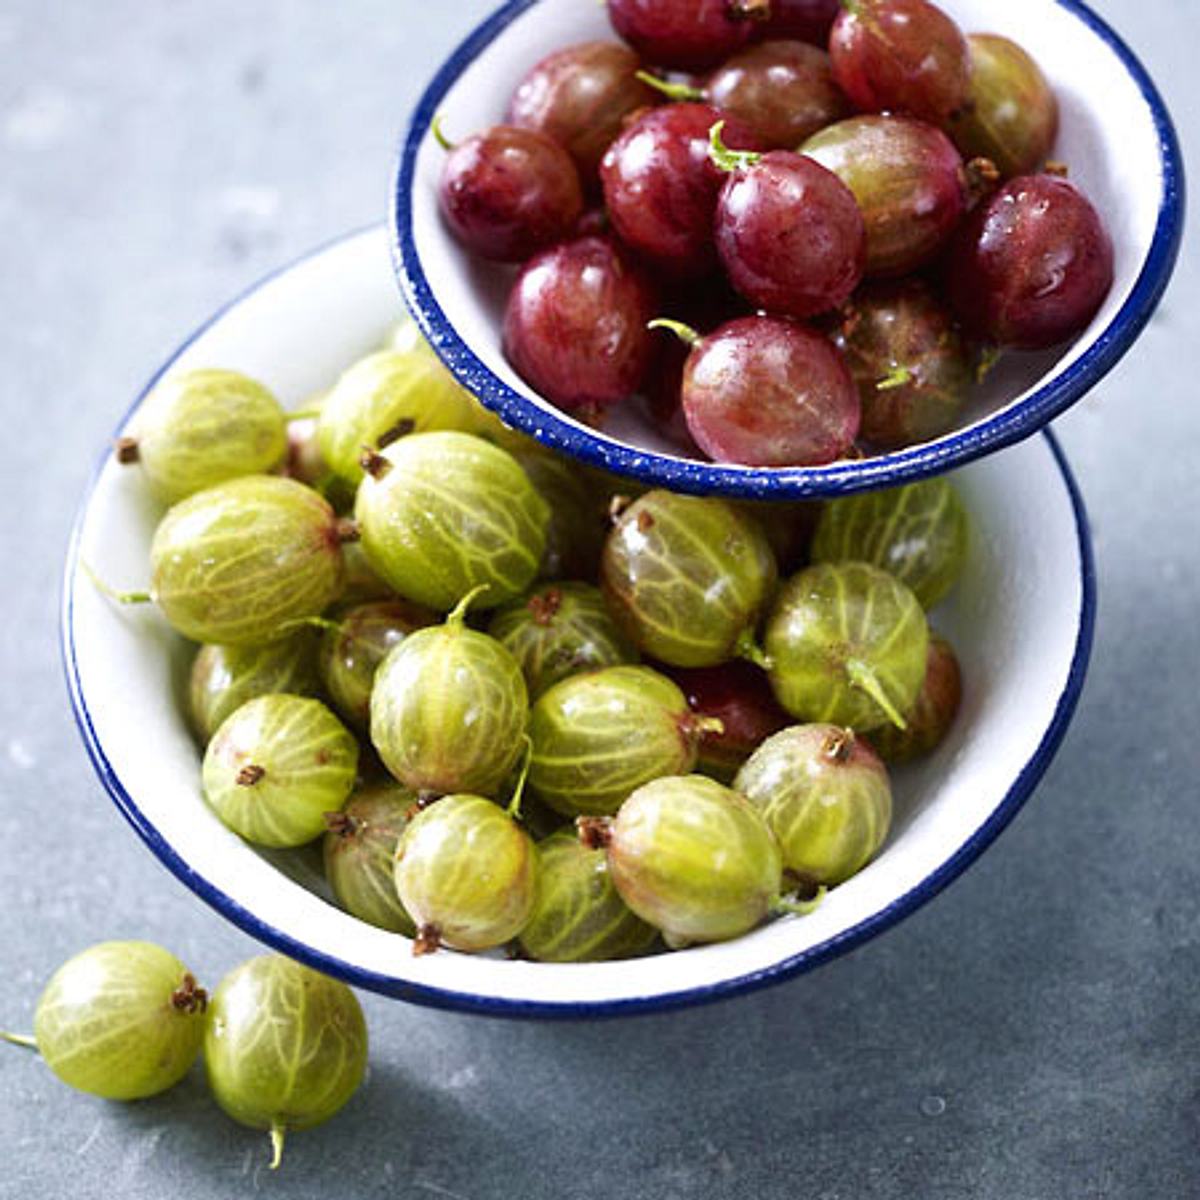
392;0;1183;499
64;227;1094;1018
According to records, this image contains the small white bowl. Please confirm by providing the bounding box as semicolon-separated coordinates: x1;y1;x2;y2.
392;0;1183;498
63;227;1094;1017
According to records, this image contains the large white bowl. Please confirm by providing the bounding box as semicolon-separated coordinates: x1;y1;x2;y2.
63;227;1095;1017
392;0;1183;498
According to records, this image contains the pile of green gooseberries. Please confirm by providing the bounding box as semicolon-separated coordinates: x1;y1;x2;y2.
3;941;367;1169
101;315;971;962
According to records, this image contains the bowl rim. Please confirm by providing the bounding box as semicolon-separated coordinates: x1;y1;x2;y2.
389;0;1185;499
59;223;1097;1018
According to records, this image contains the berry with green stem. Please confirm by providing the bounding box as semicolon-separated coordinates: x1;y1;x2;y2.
202;695;359;848
735;724;892;885
867;633;962;763
765;561;929;732
204;955;367;1170
369;588;529;799
116;368;287;502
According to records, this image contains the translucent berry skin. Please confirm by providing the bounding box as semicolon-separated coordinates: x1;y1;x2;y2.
601;104;761;280
188;630;321;744
202;695;359;848
704;40;849;150
661;660;791;783
802;116;967;277
322;782;417;935
150;476;346;646
811;478;969;609
123;368;287;503
607;0;757;71
519;830;658;962
33;941;207;1101
758;0;839;45
607;774;783;945
950;35;1059;180
204;956;367;1139
765;561;929;732
503;235;658;410
947;175;1114;351
679;316;860;467
829;0;970;126
602;489;777;667
355;431;549;611
488;582;638;699
716;151;866;318
318;600;436;729
393;794;537;952
317;330;492;488
736;724;892;885
868;633;962;763
369;613;528;799
507;41;659;186
528;665;707;817
829;278;971;450
438;125;583;262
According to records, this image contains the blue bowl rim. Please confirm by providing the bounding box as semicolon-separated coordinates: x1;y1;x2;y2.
390;0;1185;500
59;221;1097;1018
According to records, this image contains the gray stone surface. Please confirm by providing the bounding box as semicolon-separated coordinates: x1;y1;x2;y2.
0;2;1196;1196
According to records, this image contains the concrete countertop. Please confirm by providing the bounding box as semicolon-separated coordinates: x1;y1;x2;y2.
1;2;1195;1196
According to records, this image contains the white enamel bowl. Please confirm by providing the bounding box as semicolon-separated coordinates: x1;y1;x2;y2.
392;0;1183;499
64;227;1095;1017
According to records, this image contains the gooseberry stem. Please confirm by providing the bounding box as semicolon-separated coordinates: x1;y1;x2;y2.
679;713;725;746
114;435;140;464
822;728;856;763
577;816;613;851
269;1123;286;1171
635;71;703;103
285;406;324;422
773;886;828;917
647;318;701;347
708;120;762;174
735;628;774;672
446;585;491;631
975;345;1002;384
728;0;770;19
507;734;534;820
430;114;456;152
876;365;913;392
81;561;152;606
0;1031;37;1050
965;157;1001;208
846;658;908;730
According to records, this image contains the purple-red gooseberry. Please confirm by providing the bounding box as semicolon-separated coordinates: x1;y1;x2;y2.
607;0;765;72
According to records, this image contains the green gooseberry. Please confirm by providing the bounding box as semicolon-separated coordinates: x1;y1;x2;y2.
318;599;436;729
394;793;537;954
322;782;416;936
602;490;777;667
518;830;657;963
528;665;721;817
735;725;893;886
868;634;963;764
340;540;396;607
150;475;350;645
5;941;208;1100
369;590;528;798
188;630;321;743
765;562;929;733
202;695;359;847
510;446;608;581
487;582;638;699
355;431;550;611
317;343;488;488
204;955;368;1170
601;775;784;946
116;368;287;503
810;478;969;609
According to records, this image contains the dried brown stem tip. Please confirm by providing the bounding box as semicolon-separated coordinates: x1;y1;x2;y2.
413;925;441;956
359;448;392;479
376;418;416;449
608;495;632;523
528;587;564;626
114;436;140;464
822;728;856;763
324;811;359;838
965;157;1001;207
170;973;209;1014
236;764;266;787
1044;160;1069;177
335;517;361;544
577;816;613;851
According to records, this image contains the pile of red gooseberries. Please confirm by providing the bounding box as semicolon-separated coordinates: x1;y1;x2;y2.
436;0;1114;465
